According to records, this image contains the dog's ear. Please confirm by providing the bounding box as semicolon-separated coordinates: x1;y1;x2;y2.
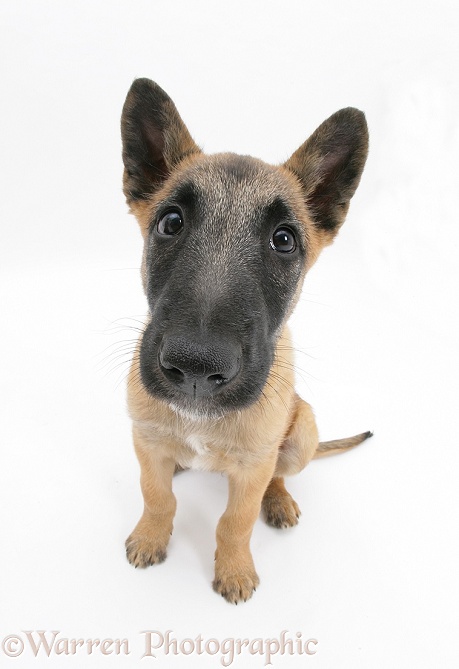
121;79;201;203
284;108;368;241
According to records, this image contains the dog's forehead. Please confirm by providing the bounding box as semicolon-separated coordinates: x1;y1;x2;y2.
166;153;301;217
192;153;288;198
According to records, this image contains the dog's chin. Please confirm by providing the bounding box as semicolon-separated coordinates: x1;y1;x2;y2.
165;388;264;421
140;373;265;422
167;401;227;423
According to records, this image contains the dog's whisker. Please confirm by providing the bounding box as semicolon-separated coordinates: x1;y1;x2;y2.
269;371;295;393
263;380;290;414
98;316;147;336
95;339;140;357
95;350;138;375
96;345;138;364
97;323;144;336
100;360;136;382
273;358;318;385
103;354;137;373
114;366;138;392
276;344;318;360
274;353;320;380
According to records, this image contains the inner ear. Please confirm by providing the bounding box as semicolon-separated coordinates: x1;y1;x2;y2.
121;79;201;203
133;116;168;192
284;107;369;238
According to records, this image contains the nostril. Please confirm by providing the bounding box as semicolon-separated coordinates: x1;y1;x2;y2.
207;373;226;386
161;363;185;384
159;335;241;397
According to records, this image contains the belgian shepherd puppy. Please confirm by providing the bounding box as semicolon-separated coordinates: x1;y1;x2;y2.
120;79;370;603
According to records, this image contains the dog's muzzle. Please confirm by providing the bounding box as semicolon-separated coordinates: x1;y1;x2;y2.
159;334;241;399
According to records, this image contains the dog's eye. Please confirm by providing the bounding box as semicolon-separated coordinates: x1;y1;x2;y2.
270;227;296;253
157;211;184;236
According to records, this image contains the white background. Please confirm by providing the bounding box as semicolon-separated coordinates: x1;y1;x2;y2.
1;1;458;667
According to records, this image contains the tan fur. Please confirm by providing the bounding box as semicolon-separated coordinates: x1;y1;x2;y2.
126;317;369;603
127;325;309;602
121;81;371;603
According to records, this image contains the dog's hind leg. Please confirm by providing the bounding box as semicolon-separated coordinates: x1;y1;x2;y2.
262;477;301;528
274;394;320;477
262;394;372;528
262;394;318;528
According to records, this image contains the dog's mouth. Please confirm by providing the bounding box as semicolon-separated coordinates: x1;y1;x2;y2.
139;325;271;418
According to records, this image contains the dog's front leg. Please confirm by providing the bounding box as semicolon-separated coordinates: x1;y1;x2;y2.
213;455;277;604
125;424;177;568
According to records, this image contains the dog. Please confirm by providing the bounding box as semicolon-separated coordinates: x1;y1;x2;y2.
120;78;371;604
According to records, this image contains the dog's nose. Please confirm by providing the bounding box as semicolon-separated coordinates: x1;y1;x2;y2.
159;335;241;399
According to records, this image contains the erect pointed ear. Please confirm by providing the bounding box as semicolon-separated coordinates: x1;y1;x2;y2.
121;79;201;203
284;108;368;240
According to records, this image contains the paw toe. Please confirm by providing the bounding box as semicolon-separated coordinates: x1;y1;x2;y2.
263;494;301;529
213;569;260;604
125;534;168;568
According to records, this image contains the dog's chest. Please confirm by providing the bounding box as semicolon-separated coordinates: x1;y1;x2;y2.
186;434;208;457
182;433;213;470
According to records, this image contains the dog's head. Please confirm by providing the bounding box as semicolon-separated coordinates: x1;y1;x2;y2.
121;79;368;418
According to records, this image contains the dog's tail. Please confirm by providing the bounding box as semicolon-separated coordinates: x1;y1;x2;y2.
313;430;373;459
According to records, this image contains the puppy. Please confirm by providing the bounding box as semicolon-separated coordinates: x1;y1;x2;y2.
120;79;371;604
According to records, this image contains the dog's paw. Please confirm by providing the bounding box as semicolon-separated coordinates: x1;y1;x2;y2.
213;564;260;604
262;491;301;529
125;532;168;568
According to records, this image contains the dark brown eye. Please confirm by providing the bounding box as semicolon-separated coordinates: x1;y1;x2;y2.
157;211;183;236
270;227;296;253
